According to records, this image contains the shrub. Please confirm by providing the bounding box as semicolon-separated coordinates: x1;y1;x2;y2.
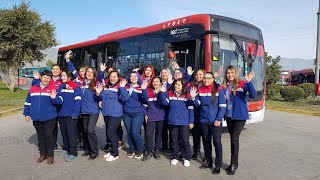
266;84;282;99
298;83;314;98
280;86;304;101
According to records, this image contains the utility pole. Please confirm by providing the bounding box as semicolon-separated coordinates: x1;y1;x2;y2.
314;0;320;101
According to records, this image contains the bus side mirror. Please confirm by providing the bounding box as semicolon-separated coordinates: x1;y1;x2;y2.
212;42;220;61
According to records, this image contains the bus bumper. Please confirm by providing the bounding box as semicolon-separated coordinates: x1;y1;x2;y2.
222;106;265;127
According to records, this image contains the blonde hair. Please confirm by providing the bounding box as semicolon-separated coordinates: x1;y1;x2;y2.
160;68;172;80
222;65;240;95
194;69;206;82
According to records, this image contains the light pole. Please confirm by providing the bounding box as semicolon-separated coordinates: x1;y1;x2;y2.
181;49;189;68
315;0;320;101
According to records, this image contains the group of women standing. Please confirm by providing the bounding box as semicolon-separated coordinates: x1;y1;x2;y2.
23;50;256;176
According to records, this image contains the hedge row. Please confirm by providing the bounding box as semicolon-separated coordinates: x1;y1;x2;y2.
266;83;314;101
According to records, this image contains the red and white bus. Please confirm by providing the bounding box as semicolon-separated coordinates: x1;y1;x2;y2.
58;14;266;125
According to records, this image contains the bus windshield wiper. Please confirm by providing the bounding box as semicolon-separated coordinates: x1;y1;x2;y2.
229;34;247;62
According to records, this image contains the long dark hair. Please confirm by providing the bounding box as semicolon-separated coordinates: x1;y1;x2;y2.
206;72;219;104
83;67;97;90
149;76;162;90
61;70;74;82
107;70;120;87
171;78;187;95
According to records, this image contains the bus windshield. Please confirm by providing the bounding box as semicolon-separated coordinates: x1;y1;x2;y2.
211;35;265;101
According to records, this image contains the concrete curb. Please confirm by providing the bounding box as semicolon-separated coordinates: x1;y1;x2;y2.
0;107;23;118
266;106;320;117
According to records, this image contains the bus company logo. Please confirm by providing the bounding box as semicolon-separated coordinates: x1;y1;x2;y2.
170;29;178;35
170;28;189;36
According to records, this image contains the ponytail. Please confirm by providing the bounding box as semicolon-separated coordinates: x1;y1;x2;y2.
211;81;219;104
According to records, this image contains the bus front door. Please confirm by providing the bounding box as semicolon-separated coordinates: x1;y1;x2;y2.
164;39;201;78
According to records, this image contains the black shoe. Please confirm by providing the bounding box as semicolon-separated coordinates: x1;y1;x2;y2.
118;142;125;150
54;147;60;152
82;151;90;157
77;145;83;151
227;164;237;175
153;151;160;160
192;152;200;160
142;152;153;161
226;164;238;171
103;144;111;152
199;161;213;169
179;153;185;161
212;166;220;174
88;154;98;160
202;157;207;162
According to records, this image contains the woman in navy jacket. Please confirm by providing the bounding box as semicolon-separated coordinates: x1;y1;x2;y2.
23;70;62;165
122;72;149;159
96;70;129;162
142;77;166;161
190;69;206;160
96;64;125;153
56;70;81;162
32;64;62;151
159;68;172;152
222;65;256;175
190;72;226;174
64;50;88;151
158;78;194;167
80;67;100;160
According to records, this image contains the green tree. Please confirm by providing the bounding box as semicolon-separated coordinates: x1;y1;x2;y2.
266;52;282;86
0;2;58;92
46;59;55;68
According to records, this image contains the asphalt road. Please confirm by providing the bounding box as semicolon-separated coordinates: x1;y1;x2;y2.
0;110;319;180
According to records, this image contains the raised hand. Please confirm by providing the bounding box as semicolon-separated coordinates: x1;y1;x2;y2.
33;70;40;80
190;86;198;99
187;66;194;75
25;116;31;122
171;61;179;70
95;84;103;95
120;79;127;87
132;67;140;72
65;50;72;60
245;71;255;83
160;84;167;92
141;81;148;90
145;116;148;123
50;89;57;99
167;74;174;84
100;63;107;72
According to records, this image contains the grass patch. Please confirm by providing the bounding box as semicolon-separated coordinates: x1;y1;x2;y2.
0;82;28;112
266;95;320;116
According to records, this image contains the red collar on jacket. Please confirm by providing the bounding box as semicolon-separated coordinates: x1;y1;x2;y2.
168;91;190;99
66;81;79;90
198;83;222;93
